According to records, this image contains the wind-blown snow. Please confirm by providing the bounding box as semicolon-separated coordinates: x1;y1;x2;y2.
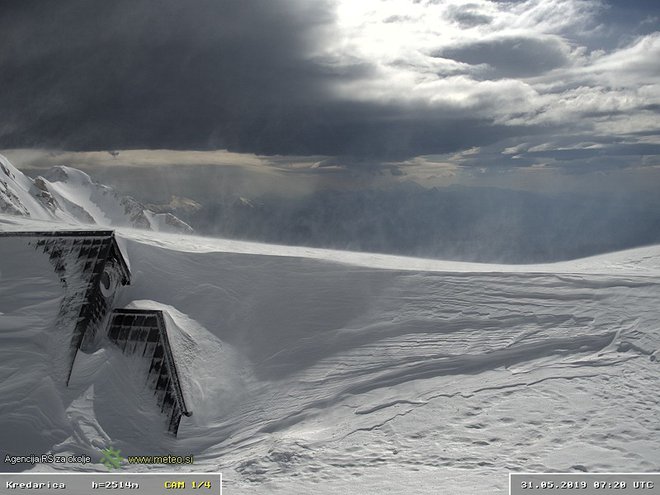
1;214;659;494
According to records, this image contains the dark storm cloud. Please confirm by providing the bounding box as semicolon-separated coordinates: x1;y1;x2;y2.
0;0;334;152
1;0;658;168
437;35;570;78
0;0;527;160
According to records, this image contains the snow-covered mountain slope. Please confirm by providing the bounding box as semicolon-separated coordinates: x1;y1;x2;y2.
0;154;192;233
1;215;659;494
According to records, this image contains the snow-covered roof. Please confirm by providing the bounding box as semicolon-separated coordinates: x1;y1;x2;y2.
107;308;192;436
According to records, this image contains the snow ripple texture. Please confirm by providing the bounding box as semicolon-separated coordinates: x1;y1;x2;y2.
1;219;659;494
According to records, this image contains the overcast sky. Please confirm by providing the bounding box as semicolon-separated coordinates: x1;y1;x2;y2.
0;0;658;185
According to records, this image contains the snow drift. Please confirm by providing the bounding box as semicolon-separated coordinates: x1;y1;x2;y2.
1;214;659;494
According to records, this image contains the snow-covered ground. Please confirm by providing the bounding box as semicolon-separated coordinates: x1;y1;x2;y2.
1;214;659;494
0;154;192;233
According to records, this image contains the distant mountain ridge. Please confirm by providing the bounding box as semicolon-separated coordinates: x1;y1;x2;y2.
0;154;192;233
